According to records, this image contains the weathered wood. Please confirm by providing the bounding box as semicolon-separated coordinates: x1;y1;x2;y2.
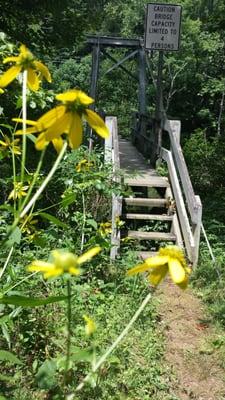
164;119;199;224
124;213;173;221
124;198;167;207
161;147;195;261
139;251;157;259
128;230;176;241
169;120;181;143
165;186;183;248
105;117;122;260
87;35;142;48
192;195;202;267
124;176;169;187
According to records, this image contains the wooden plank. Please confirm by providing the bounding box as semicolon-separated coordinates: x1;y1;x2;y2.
124;198;167;207
139;251;157;259
170;120;181;143
164;119;199;224
161;148;195;262
165;186;183;248
105;117;122;260
124;176;169;187
104;119;113;163
128;230;176;241
192;195;202;267
124;213;173;221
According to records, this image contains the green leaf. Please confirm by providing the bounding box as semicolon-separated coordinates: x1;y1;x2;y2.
86;219;98;230
36;359;57;390
70;347;93;362
0;295;68;307
39;212;68;229
61;193;76;208
0;350;22;365
27;133;36;143
6;227;21;247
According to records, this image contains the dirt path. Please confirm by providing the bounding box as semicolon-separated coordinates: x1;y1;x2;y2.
157;281;225;400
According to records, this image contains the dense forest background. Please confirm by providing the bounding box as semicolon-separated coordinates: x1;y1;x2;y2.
1;0;225;200
0;1;225;399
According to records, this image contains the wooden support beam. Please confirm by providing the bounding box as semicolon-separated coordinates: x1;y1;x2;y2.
138;48;146;115
102;50;138;81
87;35;142;48
104;49;138;76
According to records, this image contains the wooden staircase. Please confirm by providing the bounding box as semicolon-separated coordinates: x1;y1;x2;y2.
121;174;182;259
105;117;202;266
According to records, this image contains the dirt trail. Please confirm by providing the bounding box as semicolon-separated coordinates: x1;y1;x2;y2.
157;281;225;400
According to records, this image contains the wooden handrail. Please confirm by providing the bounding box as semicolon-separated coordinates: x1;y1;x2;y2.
164;119;200;224
105;117;122;260
161;119;202;266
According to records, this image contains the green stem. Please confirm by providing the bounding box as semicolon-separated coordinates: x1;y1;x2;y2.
0;246;14;280
19;70;27;209
80;191;86;251
19;148;46;212
75;292;152;392
11;146;17;219
1;142;67;248
65;280;72;384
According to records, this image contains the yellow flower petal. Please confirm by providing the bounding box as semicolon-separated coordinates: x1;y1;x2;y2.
0;65;21;87
84;109;109;138
145;255;169;268
0;88;4;94
83;314;96;336
15;126;39;135
127;262;151;276
56;90;94;105
77;91;94;105
27;68;40;91
37;105;65;130
148;264;168;286
28;260;55;272
44;112;71;140
13;118;37;126
176;275;189;290
35;132;49;150
68;267;81;276
77;246;101;265
3;56;20;64
52;137;64;153
34;60;51;82
168;258;186;284
20;44;29;57
68;113;83;149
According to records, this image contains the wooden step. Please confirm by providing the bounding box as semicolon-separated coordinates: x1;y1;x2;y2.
127;230;176;241
139;251;158;260
124;198;167;207
124;176;169;188
123;213;173;221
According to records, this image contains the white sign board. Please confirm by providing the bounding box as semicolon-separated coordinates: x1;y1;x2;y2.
145;3;182;51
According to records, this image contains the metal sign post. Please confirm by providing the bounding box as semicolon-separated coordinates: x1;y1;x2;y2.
145;3;182;163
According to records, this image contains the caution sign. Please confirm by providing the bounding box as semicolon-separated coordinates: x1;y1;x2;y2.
145;3;182;51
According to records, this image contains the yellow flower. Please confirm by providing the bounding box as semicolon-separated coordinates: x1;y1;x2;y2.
8;182;29;200
0;88;4;94
76;159;93;173
98;221;112;237
0;135;21;155
0;44;51;91
20;215;38;235
28;246;101;279
127;245;191;289
83;315;97;336
14;89;109;152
